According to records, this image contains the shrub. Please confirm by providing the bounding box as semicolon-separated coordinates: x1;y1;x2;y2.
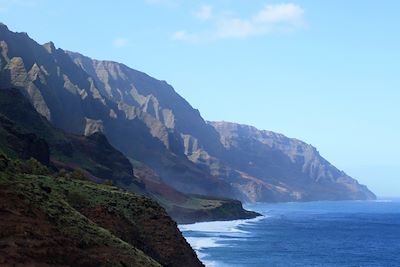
66;191;89;209
10;158;50;175
56;169;68;178
70;169;89;181
0;154;9;171
103;179;114;186
25;158;50;175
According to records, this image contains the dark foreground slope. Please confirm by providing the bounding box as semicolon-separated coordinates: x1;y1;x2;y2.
0;156;203;267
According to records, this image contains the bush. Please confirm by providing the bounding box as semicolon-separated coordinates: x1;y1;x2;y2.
70;169;89;181
103;179;114;186
66;191;89;209
55;169;68;178
0;154;9;171
11;158;50;175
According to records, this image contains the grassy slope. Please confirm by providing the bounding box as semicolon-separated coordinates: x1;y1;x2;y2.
0;156;203;266
0;172;161;266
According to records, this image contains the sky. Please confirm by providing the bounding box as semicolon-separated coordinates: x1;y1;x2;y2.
1;0;399;197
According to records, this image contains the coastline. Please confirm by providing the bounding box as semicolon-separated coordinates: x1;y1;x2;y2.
170;198;262;224
180;200;400;267
179;210;266;266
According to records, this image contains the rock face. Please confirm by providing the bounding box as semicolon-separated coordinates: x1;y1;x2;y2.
0;88;142;187
0;115;49;165
209;121;376;201
168;196;260;224
0;23;375;202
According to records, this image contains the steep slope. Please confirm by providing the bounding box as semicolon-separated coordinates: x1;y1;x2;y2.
209;121;376;201
0;88;259;223
68;51;225;157
0;88;143;188
0;23;235;199
0;155;203;267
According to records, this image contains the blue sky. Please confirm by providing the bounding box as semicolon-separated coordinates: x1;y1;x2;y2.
1;0;399;196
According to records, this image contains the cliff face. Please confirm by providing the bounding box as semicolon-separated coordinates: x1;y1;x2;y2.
66;51;375;202
66;52;235;199
0;23;375;203
0;24;235;199
0;88;142;187
0;114;49;165
68;52;225;157
209;121;376;201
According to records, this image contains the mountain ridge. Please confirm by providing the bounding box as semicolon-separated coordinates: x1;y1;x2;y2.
0;23;375;203
209;121;376;201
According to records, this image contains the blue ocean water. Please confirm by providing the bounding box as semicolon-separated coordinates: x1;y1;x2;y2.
179;200;400;267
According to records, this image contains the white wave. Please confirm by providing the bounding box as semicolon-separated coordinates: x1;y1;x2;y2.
202;259;230;267
179;215;266;234
184;236;228;267
185;237;223;250
180;216;266;267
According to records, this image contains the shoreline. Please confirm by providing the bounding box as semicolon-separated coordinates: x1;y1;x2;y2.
170;197;262;225
178;199;397;266
179;200;400;267
177;212;263;225
179;213;267;266
177;198;392;225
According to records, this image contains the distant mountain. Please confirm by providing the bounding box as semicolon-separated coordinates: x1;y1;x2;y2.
209;121;376;201
0;23;375;203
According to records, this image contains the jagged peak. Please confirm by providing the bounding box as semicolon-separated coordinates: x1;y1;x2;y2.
209;120;306;144
0;23;31;41
43;41;56;54
0;22;9;30
66;50;172;87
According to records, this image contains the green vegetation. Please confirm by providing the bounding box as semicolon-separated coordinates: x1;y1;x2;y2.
0;154;203;266
0;155;161;266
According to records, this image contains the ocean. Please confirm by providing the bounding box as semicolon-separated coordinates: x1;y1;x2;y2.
179;200;400;267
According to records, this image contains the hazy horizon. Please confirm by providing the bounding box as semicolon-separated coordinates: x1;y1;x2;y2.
1;0;399;197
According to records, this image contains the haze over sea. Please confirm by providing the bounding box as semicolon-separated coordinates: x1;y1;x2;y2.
180;200;400;267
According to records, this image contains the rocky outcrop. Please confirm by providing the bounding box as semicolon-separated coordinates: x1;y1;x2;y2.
0;115;49;165
0;89;141;187
169;196;261;224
